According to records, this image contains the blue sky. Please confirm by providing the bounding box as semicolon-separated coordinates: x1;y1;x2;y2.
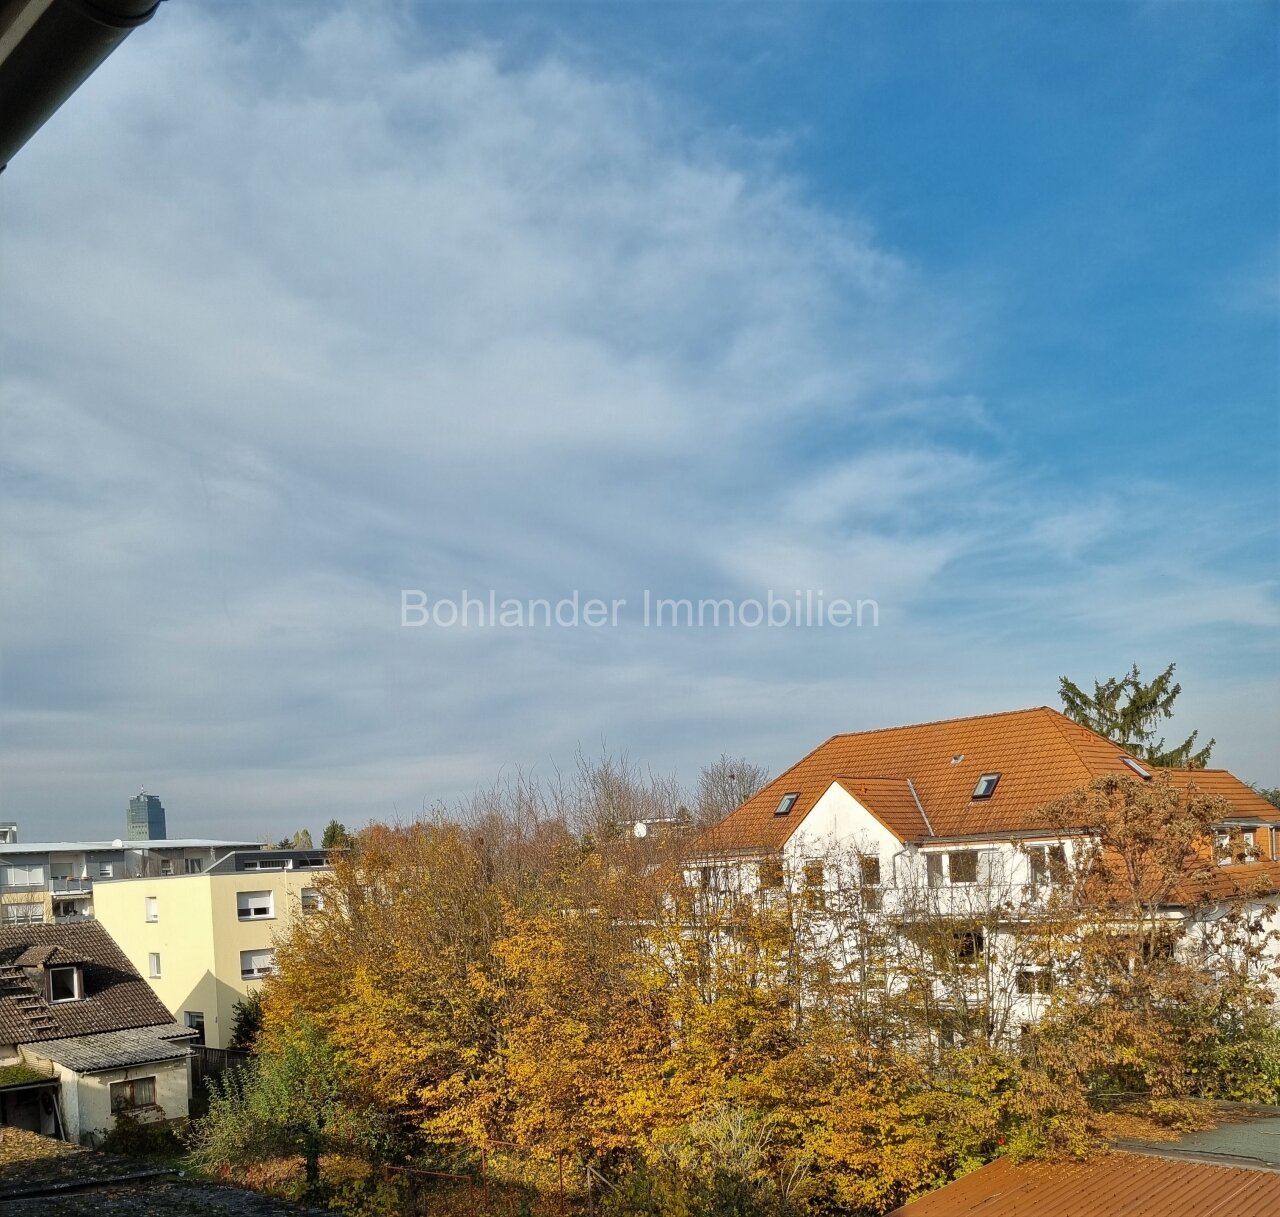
1;1;1275;839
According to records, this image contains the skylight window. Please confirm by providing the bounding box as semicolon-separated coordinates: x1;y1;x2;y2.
971;773;1001;799
774;792;800;817
1121;757;1152;779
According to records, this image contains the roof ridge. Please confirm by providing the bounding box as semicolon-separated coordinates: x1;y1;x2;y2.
822;705;1057;741
1037;705;1146;777
1038;706;1098;778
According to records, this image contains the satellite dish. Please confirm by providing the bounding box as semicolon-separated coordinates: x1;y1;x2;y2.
112;838;123;848
632;821;649;839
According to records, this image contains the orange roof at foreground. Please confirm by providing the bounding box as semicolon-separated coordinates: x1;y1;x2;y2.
888;1150;1280;1217
696;707;1278;855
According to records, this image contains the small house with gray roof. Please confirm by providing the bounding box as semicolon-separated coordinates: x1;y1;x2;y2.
0;921;194;1144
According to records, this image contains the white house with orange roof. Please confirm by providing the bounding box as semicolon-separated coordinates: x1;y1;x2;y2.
692;707;1280;1041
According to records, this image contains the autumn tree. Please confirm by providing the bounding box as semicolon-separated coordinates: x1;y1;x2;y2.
1058;662;1214;767
1031;771;1278;1100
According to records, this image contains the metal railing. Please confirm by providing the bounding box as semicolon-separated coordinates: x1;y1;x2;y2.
50;876;93;894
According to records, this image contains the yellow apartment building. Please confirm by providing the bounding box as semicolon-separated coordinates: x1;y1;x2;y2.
91;849;330;1050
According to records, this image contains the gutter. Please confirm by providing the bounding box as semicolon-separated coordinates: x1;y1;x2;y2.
0;0;164;171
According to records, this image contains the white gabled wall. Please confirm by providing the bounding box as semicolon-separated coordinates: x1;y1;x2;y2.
781;782;906;872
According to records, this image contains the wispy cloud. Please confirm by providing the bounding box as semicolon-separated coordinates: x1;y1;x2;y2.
0;2;1274;836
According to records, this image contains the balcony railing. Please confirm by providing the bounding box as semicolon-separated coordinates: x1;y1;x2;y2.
51;877;93;895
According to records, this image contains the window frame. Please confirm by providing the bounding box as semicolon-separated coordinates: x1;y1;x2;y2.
1015;967;1054;996
48;965;82;1003
925;853;944;889
948;850;979;885
756;858;784;890
1;902;44;925
144;896;158;923
148;952;161;978
1120;756;1152;779
184;1010;206;1045
773;792;801;817
2;862;46;888
971;773;1001;799
954;928;985;965
109;1076;157;1111
239;948;275;980
236;890;275;921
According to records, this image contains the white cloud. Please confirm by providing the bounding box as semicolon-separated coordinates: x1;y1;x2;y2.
0;1;1274;837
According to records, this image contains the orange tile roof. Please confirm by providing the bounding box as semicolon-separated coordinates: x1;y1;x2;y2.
695;707;1276;855
887;1150;1280;1217
832;777;931;840
1163;769;1280;821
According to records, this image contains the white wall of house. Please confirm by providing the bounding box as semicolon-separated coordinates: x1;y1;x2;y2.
19;1052;187;1145
782;783;905;878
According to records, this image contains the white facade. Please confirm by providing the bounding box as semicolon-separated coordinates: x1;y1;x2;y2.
0;838;261;925
694;779;1279;1044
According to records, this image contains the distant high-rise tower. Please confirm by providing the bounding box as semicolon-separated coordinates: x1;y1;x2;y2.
127;791;166;841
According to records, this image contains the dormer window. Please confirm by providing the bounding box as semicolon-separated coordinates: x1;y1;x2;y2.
774;792;800;817
1121;757;1152;779
48;965;82;1003
972;773;1000;799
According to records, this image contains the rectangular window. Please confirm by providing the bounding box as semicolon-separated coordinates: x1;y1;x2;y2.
300;886;324;912
109;1076;156;1111
1016;968;1053;996
240;948;275;979
1;902;43;925
98;862;114;880
774;792;800;817
859;856;881;887
184;1010;206;1045
236;890;274;920
144;896;158;923
955;929;984;964
160;859;173;876
48;966;80;1002
1;862;46;887
756;856;784;890
148;952;161;978
802;859;825;909
948;851;979;885
926;854;944;889
1121;756;1152;779
1028;844;1068;886
971;773;1000;799
185;858;203;874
